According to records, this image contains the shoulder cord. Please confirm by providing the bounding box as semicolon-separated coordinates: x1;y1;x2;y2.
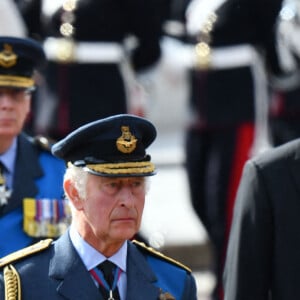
4;264;21;300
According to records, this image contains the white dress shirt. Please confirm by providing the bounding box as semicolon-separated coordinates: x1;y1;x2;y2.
69;224;128;299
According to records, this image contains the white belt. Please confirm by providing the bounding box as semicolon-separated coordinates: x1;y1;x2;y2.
43;38;125;63
178;43;260;70
210;44;261;69
187;43;271;154
162;38;271;155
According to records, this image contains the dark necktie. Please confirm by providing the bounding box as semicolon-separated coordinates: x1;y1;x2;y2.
0;162;11;206
97;260;121;300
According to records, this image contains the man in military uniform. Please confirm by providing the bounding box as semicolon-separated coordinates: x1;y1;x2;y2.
181;0;284;298
17;0;164;140
0;114;197;300
0;36;68;257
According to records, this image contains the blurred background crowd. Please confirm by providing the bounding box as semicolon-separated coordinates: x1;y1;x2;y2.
2;0;300;299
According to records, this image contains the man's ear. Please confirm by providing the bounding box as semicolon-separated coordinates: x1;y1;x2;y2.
25;95;31;115
64;179;84;210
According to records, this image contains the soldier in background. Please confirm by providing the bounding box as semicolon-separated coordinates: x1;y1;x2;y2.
183;0;283;298
223;2;300;298
0;114;197;300
0;36;68;257
269;0;300;146
17;0;164;140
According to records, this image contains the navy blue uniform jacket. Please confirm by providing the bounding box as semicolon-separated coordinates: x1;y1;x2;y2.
0;133;65;256
0;231;197;299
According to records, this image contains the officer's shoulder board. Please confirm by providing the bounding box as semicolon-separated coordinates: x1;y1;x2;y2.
32;135;56;152
132;240;192;273
0;239;53;268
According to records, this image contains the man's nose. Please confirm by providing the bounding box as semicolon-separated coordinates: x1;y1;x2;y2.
118;185;135;207
0;95;14;107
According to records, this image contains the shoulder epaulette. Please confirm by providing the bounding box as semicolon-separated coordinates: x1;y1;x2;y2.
33;135;56;152
132;240;192;273
0;239;53;268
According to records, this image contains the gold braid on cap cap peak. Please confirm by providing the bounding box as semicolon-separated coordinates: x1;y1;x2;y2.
0;75;34;88
86;161;155;175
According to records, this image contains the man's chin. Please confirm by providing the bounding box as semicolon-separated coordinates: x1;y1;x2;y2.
114;228;137;241
0;128;19;137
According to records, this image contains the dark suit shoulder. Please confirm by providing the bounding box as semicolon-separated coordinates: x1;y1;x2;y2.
0;239;52;268
251;138;300;168
132;240;192;273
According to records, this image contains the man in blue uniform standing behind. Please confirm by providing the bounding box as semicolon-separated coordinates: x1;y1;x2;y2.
0;36;68;257
0;114;197;299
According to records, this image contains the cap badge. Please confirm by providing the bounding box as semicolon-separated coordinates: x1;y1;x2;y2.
116;126;137;153
0;44;17;68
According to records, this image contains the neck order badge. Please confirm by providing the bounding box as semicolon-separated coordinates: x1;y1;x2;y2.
90;260;121;300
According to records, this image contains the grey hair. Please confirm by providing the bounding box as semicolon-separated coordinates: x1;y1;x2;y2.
64;164;88;200
63;164;152;200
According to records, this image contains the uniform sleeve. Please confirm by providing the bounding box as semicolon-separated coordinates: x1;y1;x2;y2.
223;160;272;300
124;0;163;71
182;272;198;300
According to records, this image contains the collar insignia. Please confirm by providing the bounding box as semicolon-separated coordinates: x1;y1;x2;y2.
159;290;175;300
116;126;137;154
0;44;17;68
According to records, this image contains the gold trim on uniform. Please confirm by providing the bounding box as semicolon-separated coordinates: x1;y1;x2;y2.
60;0;77;38
132;240;192;273
116;126;137;153
0;75;34;88
4;264;21;300
56;0;77;62
1;240;52;300
86;161;155;175
0;239;53;268
195;42;211;69
0;44;17;68
53;38;75;63
194;12;217;70
63;0;77;11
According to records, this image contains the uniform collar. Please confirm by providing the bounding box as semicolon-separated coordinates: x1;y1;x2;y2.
69;224;127;272
0;137;17;174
